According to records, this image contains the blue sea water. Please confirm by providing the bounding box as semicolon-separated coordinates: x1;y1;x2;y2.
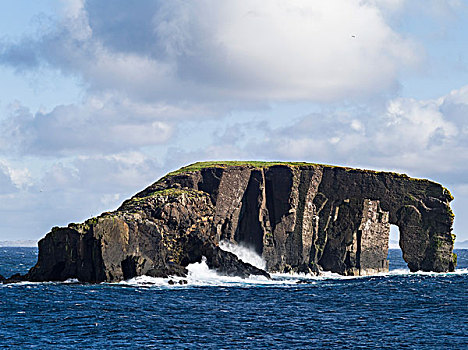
0;247;467;349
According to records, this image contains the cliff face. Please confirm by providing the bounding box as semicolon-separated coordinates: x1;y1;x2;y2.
26;188;268;283
20;161;456;283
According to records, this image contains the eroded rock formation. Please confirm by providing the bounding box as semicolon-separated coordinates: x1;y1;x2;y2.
7;161;456;283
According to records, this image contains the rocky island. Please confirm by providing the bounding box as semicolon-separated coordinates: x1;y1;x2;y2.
4;161;457;283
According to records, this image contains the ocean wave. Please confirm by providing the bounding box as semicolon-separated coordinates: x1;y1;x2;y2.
385;268;468;276
122;257;295;288
120;259;468;288
2;263;467;289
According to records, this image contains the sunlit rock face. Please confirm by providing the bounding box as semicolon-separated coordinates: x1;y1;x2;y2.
19;161;456;283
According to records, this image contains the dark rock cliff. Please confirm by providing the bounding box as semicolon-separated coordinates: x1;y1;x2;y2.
8;161;456;283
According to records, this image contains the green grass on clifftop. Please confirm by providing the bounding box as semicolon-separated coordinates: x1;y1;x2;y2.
166;160;413;178
166;161;320;176
163;161;452;201
131;188;207;201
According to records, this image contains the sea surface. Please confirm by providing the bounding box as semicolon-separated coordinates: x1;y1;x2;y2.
0;247;467;349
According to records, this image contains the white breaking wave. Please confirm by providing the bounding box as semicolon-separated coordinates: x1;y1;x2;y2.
3;265;467;289
117;246;468;287
218;240;266;269
388;268;468;276
123;257;288;288
185;256;273;286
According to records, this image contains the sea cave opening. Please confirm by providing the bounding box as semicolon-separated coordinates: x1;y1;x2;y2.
388;224;405;270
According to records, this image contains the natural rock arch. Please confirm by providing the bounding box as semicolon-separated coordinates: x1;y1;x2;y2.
14;161;456;283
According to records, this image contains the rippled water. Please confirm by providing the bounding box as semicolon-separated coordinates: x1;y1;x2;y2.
1;247;467;349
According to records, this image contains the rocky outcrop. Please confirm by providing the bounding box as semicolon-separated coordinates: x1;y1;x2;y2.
9;161;456;283
22;188;268;283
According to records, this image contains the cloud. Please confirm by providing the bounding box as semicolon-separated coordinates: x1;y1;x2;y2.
0;151;165;239
0;95;174;156
37;152;163;201
166;85;468;181
1;0;419;104
272;90;465;176
3;84;468;240
1;1;467;241
365;0;406;12
71;152;163;193
367;0;464;16
0;0;424;160
0;162;18;194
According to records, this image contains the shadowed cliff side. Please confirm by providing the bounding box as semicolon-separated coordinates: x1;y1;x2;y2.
6;161;456;283
138;161;456;275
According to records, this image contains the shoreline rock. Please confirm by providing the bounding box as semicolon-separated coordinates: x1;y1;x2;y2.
7;161;456;283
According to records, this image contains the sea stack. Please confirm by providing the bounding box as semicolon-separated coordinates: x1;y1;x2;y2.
17;161;456;283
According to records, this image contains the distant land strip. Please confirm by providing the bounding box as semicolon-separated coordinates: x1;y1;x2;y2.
0;240;38;247
455;240;468;249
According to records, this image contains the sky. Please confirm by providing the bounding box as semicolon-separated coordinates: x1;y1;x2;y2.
1;0;468;242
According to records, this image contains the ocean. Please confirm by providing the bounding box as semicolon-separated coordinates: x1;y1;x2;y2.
0;247;467;349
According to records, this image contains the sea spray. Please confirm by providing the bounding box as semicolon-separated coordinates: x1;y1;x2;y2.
185;256;235;286
219;240;266;270
123;257;280;287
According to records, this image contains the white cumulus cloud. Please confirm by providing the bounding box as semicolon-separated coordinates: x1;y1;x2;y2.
1;0;419;104
0;95;174;156
0;162;18;194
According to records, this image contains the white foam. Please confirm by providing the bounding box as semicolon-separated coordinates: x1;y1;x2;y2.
388;268;411;275
4;263;466;289
219;240;266;269
375;268;468;277
122;257;299;288
64;278;79;284
186;256;230;286
276;267;468;280
120;275;172;287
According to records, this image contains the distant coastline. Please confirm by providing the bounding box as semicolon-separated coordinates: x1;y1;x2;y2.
455;240;468;249
0;240;38;247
